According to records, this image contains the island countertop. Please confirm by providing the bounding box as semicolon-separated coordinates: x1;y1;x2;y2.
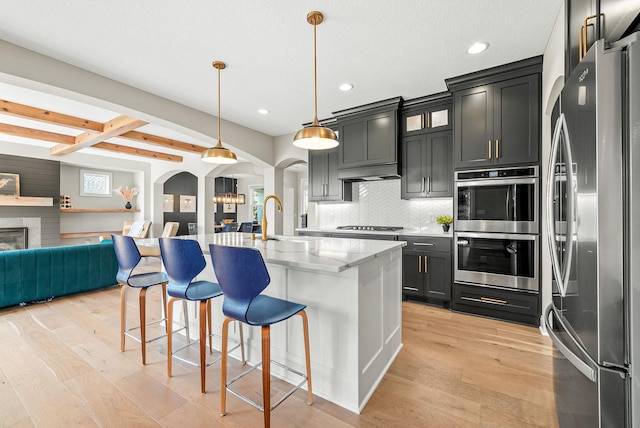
136;233;406;273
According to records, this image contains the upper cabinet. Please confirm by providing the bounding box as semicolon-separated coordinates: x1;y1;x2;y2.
333;97;402;181
401;93;453;199
308;147;352;202
566;0;640;78
446;57;542;170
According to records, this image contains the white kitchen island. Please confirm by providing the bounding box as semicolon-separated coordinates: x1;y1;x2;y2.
138;233;404;413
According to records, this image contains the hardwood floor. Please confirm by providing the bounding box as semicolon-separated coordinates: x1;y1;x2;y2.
0;284;558;427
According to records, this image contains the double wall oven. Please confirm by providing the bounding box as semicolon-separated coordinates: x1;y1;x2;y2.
454;166;540;292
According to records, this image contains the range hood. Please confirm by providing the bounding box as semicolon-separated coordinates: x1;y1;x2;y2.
333;97;402;182
338;164;400;182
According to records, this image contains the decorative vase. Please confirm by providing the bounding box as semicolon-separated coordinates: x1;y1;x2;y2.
125;201;132;210
442;224;450;233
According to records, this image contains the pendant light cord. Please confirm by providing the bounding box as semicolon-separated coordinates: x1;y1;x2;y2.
313;20;319;126
217;66;222;145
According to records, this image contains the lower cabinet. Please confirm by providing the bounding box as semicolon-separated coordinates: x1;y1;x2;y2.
451;282;540;326
400;236;452;303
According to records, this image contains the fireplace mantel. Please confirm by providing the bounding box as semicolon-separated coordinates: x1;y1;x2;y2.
0;195;53;206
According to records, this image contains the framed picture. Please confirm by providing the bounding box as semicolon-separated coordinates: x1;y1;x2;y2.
0;173;19;196
223;203;236;213
163;194;174;212
180;195;196;212
80;170;112;197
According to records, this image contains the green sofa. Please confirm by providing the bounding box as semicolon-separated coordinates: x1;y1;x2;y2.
0;242;118;309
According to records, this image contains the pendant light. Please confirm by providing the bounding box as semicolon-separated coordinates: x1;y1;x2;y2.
293;11;339;150
201;61;238;164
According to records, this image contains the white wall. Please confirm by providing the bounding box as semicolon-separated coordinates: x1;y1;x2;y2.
59;164;137;244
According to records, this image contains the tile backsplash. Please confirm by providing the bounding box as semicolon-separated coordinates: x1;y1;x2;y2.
317;179;453;233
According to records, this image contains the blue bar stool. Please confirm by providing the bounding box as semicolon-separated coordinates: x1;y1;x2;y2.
209;244;312;428
112;234;168;365
159;238;245;393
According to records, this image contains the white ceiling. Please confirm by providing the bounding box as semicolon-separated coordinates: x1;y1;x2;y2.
0;0;563;162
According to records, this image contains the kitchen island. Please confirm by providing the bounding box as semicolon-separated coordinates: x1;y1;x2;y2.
137;233;405;413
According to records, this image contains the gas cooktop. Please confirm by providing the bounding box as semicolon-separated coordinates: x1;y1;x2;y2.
336;226;403;232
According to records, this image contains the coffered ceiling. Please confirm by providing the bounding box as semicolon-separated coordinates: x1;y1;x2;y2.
0;1;563;164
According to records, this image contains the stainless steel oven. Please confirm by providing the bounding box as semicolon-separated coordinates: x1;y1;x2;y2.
455;166;539;234
454;231;539;292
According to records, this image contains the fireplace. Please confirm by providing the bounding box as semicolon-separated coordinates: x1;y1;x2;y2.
0;227;28;251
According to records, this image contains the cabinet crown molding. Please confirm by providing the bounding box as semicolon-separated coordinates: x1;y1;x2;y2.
445;56;543;92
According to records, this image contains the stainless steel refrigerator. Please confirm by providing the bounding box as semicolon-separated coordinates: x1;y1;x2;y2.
545;33;640;427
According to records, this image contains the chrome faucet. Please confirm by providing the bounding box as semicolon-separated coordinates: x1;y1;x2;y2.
261;194;282;241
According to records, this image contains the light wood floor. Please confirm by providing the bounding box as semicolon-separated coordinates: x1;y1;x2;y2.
0;284;558;427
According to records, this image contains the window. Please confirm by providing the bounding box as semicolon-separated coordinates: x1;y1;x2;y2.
249;186;264;221
80;170;112;197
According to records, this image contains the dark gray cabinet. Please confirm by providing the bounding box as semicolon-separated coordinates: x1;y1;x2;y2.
452;283;540;326
452;74;540;169
308;148;352;202
401;131;453;199
338;111;396;168
332;97;402;180
400;236;452;302
401;94;453;199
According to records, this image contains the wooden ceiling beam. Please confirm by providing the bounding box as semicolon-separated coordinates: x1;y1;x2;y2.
0;122;75;144
92;142;183;162
50;115;147;156
118;130;207;154
0;122;181;162
0;99;103;131
0;99;205;160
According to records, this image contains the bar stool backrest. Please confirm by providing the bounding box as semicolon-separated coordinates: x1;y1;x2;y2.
209;244;271;323
112;234;142;284
159;238;206;299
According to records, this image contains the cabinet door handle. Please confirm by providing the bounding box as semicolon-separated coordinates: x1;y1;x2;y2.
418;255;422;273
495;139;499;159
414;242;434;246
579;25;584;62
580;14;598;60
424;256;428;273
480;296;508;305
488;140;492;159
403;286;419;291
323;184;327;196
427;176;431;192
422;177;426;193
427;112;431;128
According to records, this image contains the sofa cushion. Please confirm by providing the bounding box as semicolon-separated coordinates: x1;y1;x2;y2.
0;243;118;309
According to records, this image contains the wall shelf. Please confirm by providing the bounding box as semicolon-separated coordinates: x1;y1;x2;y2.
60;208;140;213
60;231;120;239
0;195;54;206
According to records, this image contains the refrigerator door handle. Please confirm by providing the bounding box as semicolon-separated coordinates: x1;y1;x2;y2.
544;304;598;382
546;113;575;297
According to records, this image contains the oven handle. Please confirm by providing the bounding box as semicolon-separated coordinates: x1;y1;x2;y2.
455;231;537;241
454;177;538;187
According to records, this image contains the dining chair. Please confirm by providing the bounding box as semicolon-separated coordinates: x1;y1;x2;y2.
159;237;245;393
209;244;312;428
112;234;168;365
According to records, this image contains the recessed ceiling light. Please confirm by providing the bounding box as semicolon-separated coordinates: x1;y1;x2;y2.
467;42;489;55
339;83;353;91
258;109;270;115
